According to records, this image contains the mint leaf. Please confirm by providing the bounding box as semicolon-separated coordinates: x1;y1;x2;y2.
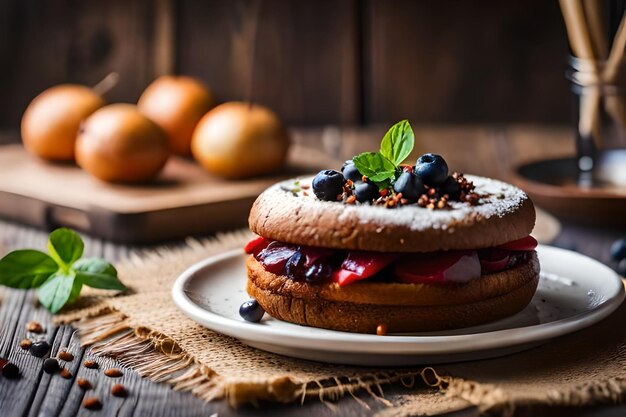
38;270;76;313
380;119;414;165
48;228;84;268
68;278;83;303
353;152;396;184
0;250;58;288
74;258;126;291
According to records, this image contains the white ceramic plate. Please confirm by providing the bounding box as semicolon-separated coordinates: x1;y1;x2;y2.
172;245;625;366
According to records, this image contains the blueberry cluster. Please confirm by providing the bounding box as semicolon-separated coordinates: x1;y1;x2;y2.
311;164;378;203
311;153;477;208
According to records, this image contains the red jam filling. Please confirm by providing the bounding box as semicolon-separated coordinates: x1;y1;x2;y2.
246;236;537;286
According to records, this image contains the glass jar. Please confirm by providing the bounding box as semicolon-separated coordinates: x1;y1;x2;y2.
567;56;626;187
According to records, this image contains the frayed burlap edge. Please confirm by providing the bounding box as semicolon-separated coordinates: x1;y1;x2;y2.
68;310;426;407
53;232;429;408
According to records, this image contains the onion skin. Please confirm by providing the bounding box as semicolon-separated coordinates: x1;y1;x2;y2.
191;102;290;179
21;85;105;161
75;104;170;183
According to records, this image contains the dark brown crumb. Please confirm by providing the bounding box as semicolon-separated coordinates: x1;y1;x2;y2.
104;368;123;378
84;360;99;369
19;339;32;350
77;378;92;390
111;383;128;397
58;350;74;362
82;397;102;410
26;321;43;334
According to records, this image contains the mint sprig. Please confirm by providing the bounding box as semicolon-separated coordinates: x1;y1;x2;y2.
0;228;126;313
353;119;415;189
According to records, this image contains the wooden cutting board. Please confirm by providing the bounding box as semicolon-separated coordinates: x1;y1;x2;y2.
0;144;327;243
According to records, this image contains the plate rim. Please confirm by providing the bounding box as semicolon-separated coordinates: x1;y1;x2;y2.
172;245;625;355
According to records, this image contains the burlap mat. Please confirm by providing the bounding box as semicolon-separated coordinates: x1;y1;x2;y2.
56;230;626;415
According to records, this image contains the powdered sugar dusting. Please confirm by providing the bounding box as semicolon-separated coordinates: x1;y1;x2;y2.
265;175;528;232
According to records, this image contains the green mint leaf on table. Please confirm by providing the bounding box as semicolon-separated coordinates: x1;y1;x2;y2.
38;270;76;314
0;227;126;314
0;250;58;288
48;228;84;269
379;119;414;165
74;258;126;291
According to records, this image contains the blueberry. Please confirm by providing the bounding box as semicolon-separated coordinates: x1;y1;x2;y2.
43;358;60;374
29;341;50;358
354;181;379;202
285;252;307;281
610;239;626;262
304;263;333;284
439;176;461;200
414;154;448;186
239;299;265;322
393;172;425;202
618;258;626;277
341;160;362;183
312;170;346;201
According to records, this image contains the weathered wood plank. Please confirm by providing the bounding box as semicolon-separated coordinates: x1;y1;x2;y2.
363;0;570;124
177;0;360;125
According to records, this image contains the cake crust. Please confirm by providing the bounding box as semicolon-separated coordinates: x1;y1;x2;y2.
249;175;536;252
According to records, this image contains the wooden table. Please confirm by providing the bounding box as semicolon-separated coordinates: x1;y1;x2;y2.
1;127;626;417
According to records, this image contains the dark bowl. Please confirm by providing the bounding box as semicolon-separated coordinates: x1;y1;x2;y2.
511;157;626;227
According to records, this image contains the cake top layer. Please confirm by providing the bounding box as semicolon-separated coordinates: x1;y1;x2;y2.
249;175;535;252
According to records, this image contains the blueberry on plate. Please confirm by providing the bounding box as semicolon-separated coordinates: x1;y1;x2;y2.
414;154;448;186
341;160;362;183
239;299;265;322
312;170;346;201
439;176;461;199
354;181;379;202
610;239;626;262
393;172;425;202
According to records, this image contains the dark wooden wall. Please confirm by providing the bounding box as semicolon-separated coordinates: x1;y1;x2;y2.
0;0;570;128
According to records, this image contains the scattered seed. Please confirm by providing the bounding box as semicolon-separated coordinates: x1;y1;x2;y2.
111;383;128;397
0;358;19;379
83;360;99;369
376;324;388;336
58;350;74;362
77;378;93;390
104;368;123;378
29;341;50;358
26;321;43;333
19;339;32;350
43;358;60;374
59;368;72;379
82;397;102;410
